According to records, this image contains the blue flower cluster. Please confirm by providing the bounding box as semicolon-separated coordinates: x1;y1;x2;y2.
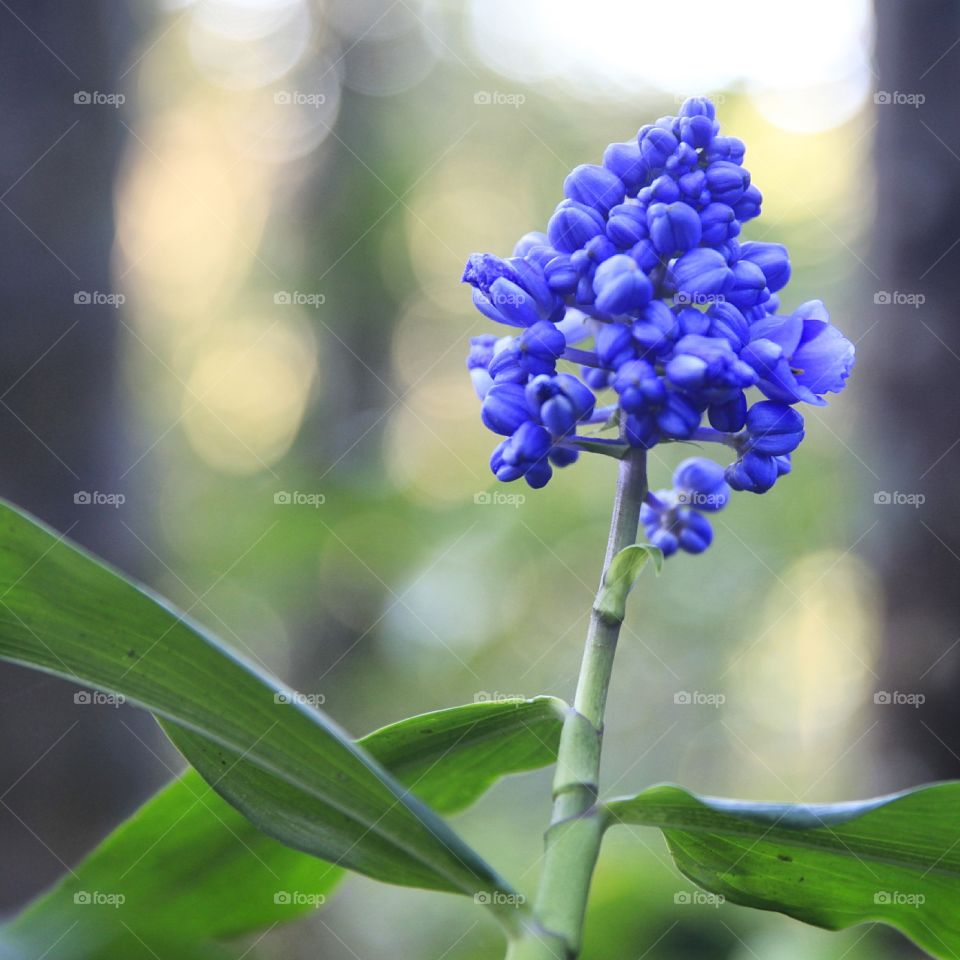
463;98;854;556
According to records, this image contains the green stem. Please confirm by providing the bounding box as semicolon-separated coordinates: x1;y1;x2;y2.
507;447;648;959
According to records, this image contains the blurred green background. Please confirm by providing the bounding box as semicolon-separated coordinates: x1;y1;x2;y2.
3;0;959;956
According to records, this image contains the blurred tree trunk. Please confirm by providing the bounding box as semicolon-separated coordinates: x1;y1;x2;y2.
0;0;163;909
872;0;960;785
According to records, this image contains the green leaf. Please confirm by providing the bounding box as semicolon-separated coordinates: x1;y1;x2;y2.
2;770;341;960
594;544;662;624
6;697;564;959
0;500;509;904
360;695;566;814
606;782;960;958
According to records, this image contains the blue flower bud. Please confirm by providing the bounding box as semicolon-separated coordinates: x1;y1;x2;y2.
632;300;677;357
706;161;750;205
624;412;660;449
491;421;553;487
466;334;500;398
657;392;702;438
679;96;717;121
489;321;567;384
641;489;715;554
603;140;648;194
639;126;679;169
678;170;709;206
485;277;543;326
523;319;566;360
648;202;703;255
606;202;649;248
576;273;596;306
706;301;749;350
613;359;664;413
723;260;769;309
524;459;553;488
593;255;654;316
584;234;618;264
487;344;527;384
679;114;716;149
704;136;745;164
708;392;747;431
547;447;576;469
641;175;681;205
718;238;741;265
675;306;711;337
544;253;580;294
463;254;562;327
743;401;804;455
699;203;740;245
725;451;780;493
564;164;626;214
665;143;700;176
482;382;532;435
526;373;596;437
671;248;732;297
739;241;790;293
629;238;661;272
547;200;606;253
673;457;730;512
467;334;498;371
649;527;680;557
665;334;757;404
732;184;762;221
582;365;612;390
596;321;637;369
676;510;713;552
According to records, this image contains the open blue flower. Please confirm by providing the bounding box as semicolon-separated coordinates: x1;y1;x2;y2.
742;300;855;406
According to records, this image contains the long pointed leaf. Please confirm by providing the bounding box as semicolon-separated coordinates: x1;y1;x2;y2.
5;696;564;959
606;782;960;958
0;501;508;904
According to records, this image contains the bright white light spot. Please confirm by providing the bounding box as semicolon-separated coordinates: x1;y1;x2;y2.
468;0;873;132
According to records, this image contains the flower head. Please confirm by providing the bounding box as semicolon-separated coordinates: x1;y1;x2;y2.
462;98;854;558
